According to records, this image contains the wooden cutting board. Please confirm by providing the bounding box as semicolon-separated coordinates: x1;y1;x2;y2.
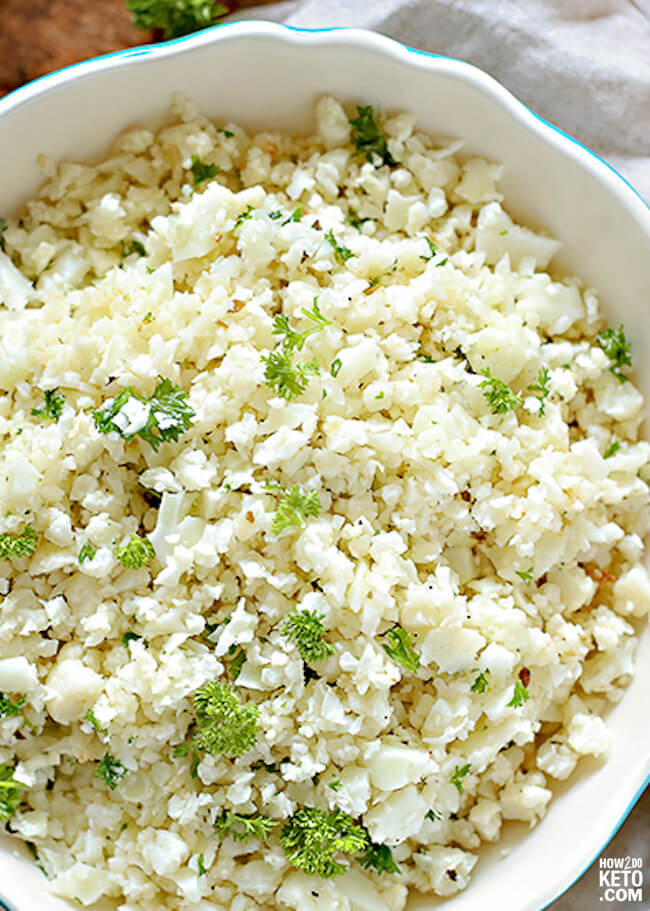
0;0;269;96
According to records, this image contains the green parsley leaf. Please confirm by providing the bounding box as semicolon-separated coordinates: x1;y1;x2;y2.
262;350;320;401
126;0;228;39
226;644;246;680
31;388;65;422
470;669;490;694
270;486;321;535
78;542;96;564
357;842;401;875
197;853;207;876
325;230;354;265
119;239;146;258
0;527;38;560
282;205;303;225
93;377;194;452
347;209;376;231
425;809;442;822
173;743;190;758
268;210;283;220
450;763;471;793
479;369;522;414
348;105;396;167
381;626;420;674
0;765;25;822
280;807;369;878
115;534;155;569
190;155;220;187
122;631;143;647
515;568;534;585
233;204;255;230
328;779;342;791
218;128;234;138
527;367;551;416
215;809;279;843
330;358;342;377
507;679;530;708
419;237;438;261
596;325;632;383
0;693;25;720
272;300;331;354
95;753;126;790
282;610;334;662
192;680;259;758
604;440;621;459
83;708;108;736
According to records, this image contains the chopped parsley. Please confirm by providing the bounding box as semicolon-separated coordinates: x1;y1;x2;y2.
347;209;376;231
527;366;551;415
282;610;334;662
93;377;195;452
450;763;471;793
119;239;146;258
282;205;303;225
479;369;522;414
233;204;255;230
262;349;320;401
0;765;25;822
325;230;354;265
31;388;65;422
0;693;25;720
122;631;143;647
0;527;38;560
218;128;234;138
515;567;534;585
115;534;155;569
192;680;259;758
470;669;490;694
507;679;530;708
348;105;396;167
381;626;420;674
197;853;207;876
214;810;278;843
357;842;401;875
272;299;331;353
189;155;220;187
425;809;442;822
330;358;342;377
419;237;438;261
78;542;96;564
126;0;228;39
95;753;126;790
226;644;246;680
270;485;321;535
604;440;621;459
280;807;369;878
83;709;108;736
328;779;342;791
596;325;632;383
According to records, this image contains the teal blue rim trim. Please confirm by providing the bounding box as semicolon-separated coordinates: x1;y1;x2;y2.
0;20;648;911
0;19;648;215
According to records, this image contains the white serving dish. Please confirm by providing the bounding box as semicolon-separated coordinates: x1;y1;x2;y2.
0;21;648;911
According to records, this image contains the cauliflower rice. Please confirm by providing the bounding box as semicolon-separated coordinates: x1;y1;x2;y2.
0;94;648;911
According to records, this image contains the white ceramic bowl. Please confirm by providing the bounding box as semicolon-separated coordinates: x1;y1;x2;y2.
0;22;648;911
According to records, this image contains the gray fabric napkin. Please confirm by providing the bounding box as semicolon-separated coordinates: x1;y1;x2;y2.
228;0;650;203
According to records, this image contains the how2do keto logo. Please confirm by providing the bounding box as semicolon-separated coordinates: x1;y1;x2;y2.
599;856;644;903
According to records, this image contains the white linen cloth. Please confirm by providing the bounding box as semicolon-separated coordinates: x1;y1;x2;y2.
228;0;650;202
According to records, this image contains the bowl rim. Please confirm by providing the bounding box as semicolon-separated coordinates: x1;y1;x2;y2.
0;19;647;911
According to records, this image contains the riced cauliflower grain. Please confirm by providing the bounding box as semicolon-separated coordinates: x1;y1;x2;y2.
0;95;647;911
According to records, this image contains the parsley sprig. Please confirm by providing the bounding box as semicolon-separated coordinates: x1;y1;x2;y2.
115;534;155;569
190;155;220;187
348;105;396;167
470;670;490;694
263;301;330;400
358;842;401;875
280;807;369;878
31;388;65;422
268;485;321;534
479;369;522;414
0;527;38;560
527;367;551;415
325;230;354;265
450;763;471;793
95;753;126;790
192;680;259;758
93;377;194;452
282;610;334;663
381;625;420;674
272;300;332;352
215;810;278;843
507;679;530;708
0;765;25;822
126;0;228;39
596;325;632;383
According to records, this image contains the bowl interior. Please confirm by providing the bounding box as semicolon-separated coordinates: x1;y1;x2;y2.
0;23;648;911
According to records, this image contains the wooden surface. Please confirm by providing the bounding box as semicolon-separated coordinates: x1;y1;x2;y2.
0;0;268;96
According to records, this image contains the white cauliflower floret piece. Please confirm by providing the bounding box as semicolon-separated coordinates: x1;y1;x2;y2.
566;712;611;757
45;657;104;724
